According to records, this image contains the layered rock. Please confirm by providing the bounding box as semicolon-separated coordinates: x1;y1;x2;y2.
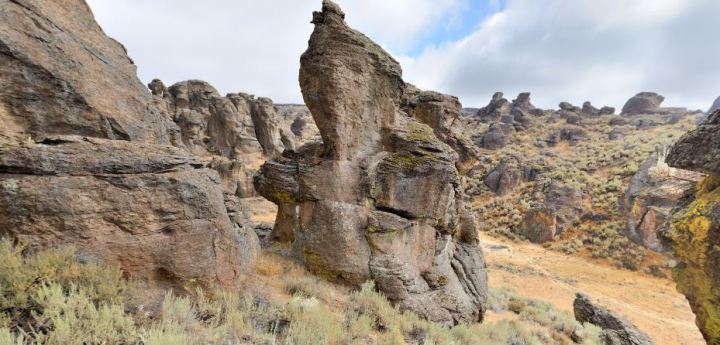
254;1;487;324
666;109;720;343
574;293;655;345
0;0;258;291
621;147;702;251
0;0;177;145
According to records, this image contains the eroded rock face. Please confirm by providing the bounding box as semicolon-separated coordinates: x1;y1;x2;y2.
666;110;720;343
621;148;702;252
574;293;655;345
520;182;582;243
0;137;259;291
151;79;287;197
0;0;258;292
0;0;177;144
254;0;487;325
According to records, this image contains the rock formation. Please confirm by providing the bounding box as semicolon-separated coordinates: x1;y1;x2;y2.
484;156;541;196
0;0;178;145
621;146;702;251
520;182;583;243
148;79;289;197
0;0;258;291
254;0;487;325
574;293;655;345
621;92;665;115
666;109;720;343
708;96;720;114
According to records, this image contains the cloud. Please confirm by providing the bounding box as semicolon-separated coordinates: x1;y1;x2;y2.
401;0;720;110
85;0;461;103
87;0;720;110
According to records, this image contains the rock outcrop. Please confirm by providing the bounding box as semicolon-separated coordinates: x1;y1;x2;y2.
574;293;655;345
0;0;258;291
484;156;540;196
621;147;702;252
254;0;487;325
149;79;288;197
0;0;177;145
666;109;720;343
520;182;583;243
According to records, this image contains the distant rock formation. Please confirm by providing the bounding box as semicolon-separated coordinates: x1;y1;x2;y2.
253;0;487;325
621;146;702;252
621;92;689;117
0;0;258;291
666;109;720;343
574;293;655;345
708;96;720;114
148;79;289;197
520;182;583;243
484;156;541;196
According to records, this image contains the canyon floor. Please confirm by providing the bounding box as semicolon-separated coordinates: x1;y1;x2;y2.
480;233;704;345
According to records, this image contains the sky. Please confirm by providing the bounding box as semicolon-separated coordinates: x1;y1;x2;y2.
86;0;720;110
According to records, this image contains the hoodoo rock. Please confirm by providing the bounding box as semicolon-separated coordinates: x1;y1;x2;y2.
0;0;258;291
150;79;287;197
254;0;487;324
666;109;720;343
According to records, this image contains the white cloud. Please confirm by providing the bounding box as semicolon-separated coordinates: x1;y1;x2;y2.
85;0;460;103
401;0;720;110
87;0;720;111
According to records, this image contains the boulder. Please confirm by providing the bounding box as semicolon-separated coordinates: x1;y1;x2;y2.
477;123;507;150
574;293;655;345
254;0;487;324
621;148;702;252
666;109;720;342
582;101;615;116
546;126;588;146
620;92;665;115
484;156;540;196
0;0;177;145
520;182;583;243
0;137;259;291
609;117;631;126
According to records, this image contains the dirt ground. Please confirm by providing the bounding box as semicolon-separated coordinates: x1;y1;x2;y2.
480;233;705;345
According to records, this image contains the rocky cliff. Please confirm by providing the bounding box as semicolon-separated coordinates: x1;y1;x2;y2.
254;0;487;325
0;0;259;292
666;109;720;344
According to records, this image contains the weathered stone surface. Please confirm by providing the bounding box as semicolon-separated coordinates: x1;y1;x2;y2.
667;110;720;176
484;156;540;196
574;293;655;345
520;182;583;243
666;109;720;343
621;92;665;115
476;92;511;123
254;0;487;324
0;0;177;144
0;138;259;291
609;117;631;126
403;86;479;172
621;148;702;252
546;126;588;146
0;1;259;292
476;123;507;150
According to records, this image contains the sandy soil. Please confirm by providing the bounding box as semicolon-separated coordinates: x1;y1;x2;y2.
480;233;705;345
